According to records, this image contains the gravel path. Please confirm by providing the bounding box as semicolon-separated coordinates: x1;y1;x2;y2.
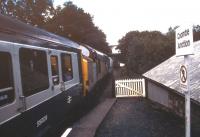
95;98;185;137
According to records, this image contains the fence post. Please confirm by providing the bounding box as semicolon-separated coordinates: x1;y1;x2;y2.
142;79;146;97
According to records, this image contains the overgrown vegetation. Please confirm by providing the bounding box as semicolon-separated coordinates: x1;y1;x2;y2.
1;0;200;75
117;26;200;75
0;0;110;54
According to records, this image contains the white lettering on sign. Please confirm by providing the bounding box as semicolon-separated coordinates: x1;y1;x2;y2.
67;96;72;104
37;115;48;127
176;26;194;56
0;95;8;101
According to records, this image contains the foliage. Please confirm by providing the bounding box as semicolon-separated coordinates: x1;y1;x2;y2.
0;0;54;26
118;25;200;75
0;0;110;54
193;25;200;41
118;30;175;75
45;2;110;54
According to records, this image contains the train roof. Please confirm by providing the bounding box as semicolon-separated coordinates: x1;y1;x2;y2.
143;40;200;103
0;14;109;58
85;45;109;59
0;14;80;50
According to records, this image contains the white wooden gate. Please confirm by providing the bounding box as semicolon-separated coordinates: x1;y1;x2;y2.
115;79;145;97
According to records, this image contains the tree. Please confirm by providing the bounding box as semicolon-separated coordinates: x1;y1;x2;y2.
193;25;200;41
118;30;175;75
0;0;54;26
45;1;110;54
0;0;15;15
0;1;111;54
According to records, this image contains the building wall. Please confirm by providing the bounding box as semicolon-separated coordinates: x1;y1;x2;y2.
148;81;169;108
146;79;200;123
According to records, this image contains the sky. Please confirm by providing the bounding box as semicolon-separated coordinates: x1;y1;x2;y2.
54;0;200;45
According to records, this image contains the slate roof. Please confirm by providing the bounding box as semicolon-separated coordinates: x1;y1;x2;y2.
143;41;200;102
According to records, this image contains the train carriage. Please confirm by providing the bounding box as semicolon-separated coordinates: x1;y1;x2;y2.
0;14;84;137
80;44;112;95
0;14;112;137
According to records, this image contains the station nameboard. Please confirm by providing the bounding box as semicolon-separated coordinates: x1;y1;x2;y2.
176;26;194;56
176;25;194;137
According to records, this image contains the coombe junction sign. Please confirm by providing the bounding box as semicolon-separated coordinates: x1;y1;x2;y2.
176;25;194;137
176;26;194;56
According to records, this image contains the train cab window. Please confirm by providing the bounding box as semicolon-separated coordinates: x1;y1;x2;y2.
0;52;14;107
50;56;59;85
61;53;73;82
20;48;49;97
98;59;101;73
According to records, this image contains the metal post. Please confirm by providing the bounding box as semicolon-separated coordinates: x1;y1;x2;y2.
184;55;190;137
176;25;193;137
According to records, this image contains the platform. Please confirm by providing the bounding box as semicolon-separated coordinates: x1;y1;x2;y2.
67;98;116;137
95;98;187;137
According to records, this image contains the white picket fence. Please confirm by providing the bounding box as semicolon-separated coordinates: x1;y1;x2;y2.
115;79;146;97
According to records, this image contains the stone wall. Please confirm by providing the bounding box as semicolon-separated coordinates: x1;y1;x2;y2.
145;79;200;133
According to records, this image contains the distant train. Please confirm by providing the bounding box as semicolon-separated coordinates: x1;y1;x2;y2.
0;14;113;137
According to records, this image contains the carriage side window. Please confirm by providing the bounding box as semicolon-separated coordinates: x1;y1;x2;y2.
20;48;49;97
0;52;14;107
61;53;73;82
51;56;59;85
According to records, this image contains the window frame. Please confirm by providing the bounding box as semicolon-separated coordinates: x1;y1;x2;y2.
61;53;73;82
19;47;49;97
50;55;60;85
0;51;15;107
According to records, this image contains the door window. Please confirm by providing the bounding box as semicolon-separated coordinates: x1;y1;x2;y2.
50;55;59;85
20;48;49;97
61;53;73;82
0;52;14;106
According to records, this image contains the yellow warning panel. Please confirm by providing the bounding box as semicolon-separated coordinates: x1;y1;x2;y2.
82;58;89;96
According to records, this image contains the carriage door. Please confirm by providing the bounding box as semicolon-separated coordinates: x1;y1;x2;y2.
0;42;20;124
60;52;81;105
50;50;62;96
19;47;52;110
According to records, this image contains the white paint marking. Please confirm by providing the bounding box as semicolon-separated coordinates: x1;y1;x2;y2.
67;96;72;104
61;128;72;137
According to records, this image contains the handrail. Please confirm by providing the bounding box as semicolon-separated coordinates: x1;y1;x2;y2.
0;87;13;93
